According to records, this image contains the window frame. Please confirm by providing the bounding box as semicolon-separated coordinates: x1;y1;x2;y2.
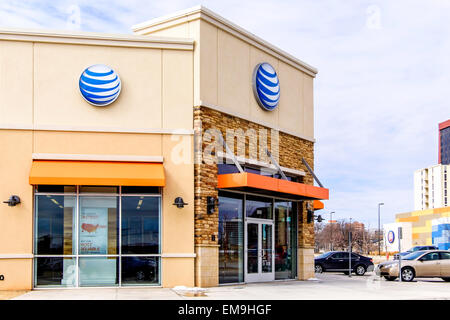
33;185;162;288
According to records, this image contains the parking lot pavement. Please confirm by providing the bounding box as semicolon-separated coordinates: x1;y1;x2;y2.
11;272;450;300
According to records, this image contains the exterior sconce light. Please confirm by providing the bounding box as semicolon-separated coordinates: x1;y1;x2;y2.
173;197;188;209
3;195;21;207
307;210;323;223
207;196;217;215
306;202;324;223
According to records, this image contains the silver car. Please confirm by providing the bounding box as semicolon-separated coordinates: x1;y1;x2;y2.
376;250;450;282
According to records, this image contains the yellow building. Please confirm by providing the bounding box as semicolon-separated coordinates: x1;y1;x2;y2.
0;6;328;290
396;207;450;248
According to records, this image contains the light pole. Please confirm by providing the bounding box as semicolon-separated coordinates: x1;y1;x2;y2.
329;211;335;251
349;217;352;277
378;203;384;256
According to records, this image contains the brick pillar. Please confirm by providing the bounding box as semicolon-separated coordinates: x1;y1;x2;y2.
297;200;315;280
193;106;219;287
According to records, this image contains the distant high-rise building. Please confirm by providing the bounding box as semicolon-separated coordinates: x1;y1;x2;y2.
439;119;450;165
414;164;449;210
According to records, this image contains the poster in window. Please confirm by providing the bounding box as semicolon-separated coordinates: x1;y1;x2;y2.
79;207;108;254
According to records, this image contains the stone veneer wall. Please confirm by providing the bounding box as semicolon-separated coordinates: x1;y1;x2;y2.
193;106;317;285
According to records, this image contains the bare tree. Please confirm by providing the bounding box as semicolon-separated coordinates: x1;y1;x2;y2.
314;219;377;254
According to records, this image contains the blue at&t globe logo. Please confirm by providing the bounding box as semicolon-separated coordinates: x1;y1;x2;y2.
252;62;280;111
79;64;121;106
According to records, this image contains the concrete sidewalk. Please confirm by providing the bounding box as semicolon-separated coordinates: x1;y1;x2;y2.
11;273;450;300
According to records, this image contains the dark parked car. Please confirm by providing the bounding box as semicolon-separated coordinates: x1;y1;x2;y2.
394;245;438;260
314;251;374;276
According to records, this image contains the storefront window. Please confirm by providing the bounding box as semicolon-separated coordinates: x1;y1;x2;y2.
246;195;273;220
121;196;160;254
218;191;244;284
35;257;76;287
35;195;76;255
34;186;161;288
79;257;119;287
121;256;159;285
274;200;297;280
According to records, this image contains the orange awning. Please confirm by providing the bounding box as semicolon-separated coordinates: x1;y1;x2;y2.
313;200;325;210
217;172;329;200
29;160;165;186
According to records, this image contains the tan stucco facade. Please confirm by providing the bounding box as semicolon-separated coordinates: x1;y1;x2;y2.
133;6;316;141
0;31;195;290
0;6;321;290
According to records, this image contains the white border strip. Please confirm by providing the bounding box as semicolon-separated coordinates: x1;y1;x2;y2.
32;153;164;163
0;124;194;135
0;254;33;259
199;102;316;143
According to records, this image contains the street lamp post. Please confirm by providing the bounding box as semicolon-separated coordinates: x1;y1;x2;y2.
329;211;335;251
349;217;352;277
378;203;384;256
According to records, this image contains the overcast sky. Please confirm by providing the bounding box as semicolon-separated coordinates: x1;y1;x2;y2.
1;0;449;227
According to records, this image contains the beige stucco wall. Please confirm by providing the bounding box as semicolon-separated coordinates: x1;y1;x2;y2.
0;41;34;127
136;19;315;140
0;130;34;290
0;37;195;290
0;39;193;131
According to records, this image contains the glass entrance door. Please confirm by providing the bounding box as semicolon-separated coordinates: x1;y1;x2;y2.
245;219;275;282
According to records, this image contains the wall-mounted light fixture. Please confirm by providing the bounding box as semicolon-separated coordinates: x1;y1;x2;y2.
306;202;324;223
3;195;21;207
307;210;324;224
207;196;217;215
173;197;188;209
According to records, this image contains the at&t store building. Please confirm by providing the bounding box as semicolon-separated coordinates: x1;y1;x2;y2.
0;6;328;290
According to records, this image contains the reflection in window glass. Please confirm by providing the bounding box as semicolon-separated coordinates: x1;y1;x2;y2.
274;201;297;280
36;185;76;193
35;195;76;255
217;164;240;175
79;197;119;255
247;223;259;274
121;197;160;254
35;257;76;287
261;224;273;273
121;186;160;194
440;252;450;260
79;186;118;194
246;195;273;219
79;257;118;287
244;166;260;175
121;257;159;285
218;192;244;284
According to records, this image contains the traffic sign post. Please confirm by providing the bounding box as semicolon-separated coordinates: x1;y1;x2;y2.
348;231;352;278
398;227;403;282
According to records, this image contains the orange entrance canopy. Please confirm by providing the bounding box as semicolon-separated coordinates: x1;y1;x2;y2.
29;160;165;186
217;172;328;200
313;200;325;210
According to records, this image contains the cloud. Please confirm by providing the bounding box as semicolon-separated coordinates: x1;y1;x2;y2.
1;0;448;226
